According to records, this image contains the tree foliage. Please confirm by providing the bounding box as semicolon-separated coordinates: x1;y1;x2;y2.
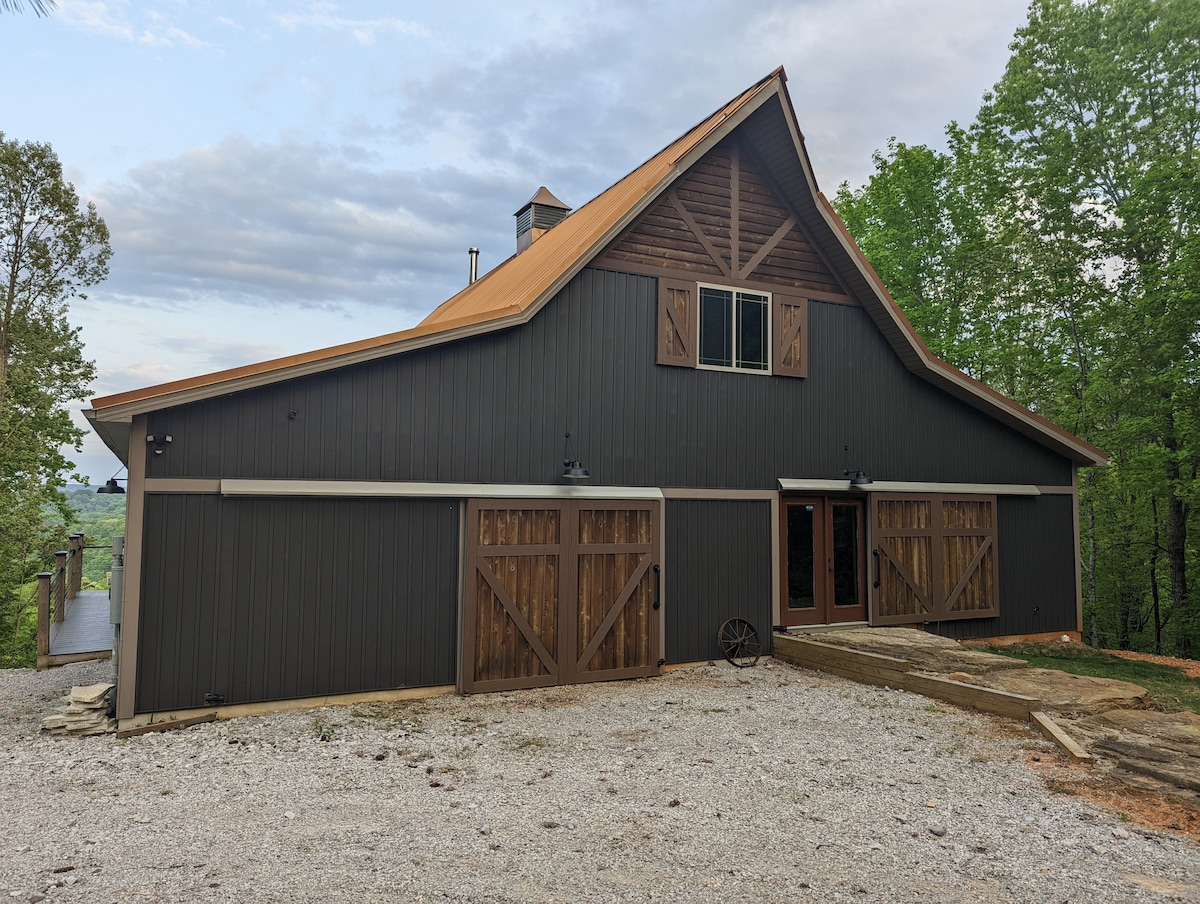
0;0;57;16
0;135;109;665
835;0;1200;655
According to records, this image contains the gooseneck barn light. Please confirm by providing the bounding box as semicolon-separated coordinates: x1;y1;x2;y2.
96;467;127;494
562;432;590;482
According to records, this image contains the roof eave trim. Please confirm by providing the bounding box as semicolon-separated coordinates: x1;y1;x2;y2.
91;306;526;420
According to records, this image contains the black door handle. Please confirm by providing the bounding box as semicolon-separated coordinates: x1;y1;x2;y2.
652;564;661;610
872;549;881;589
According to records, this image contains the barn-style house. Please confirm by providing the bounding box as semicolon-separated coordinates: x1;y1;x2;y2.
86;68;1106;726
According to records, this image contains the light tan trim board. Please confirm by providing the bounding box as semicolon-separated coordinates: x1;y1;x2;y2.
778;478;1041;496
777;478;854;493
1035;484;1077;495
1073;469;1084;634
145;479;221;493
660;488;778;500
770;495;781;629
116;413;148;722
119;684;456;731
454;501;468;694
221;479;665;501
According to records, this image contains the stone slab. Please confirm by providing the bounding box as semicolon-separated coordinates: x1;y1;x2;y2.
979;668;1147;715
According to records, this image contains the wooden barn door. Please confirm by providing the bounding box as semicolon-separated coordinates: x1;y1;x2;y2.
871;494;998;625
462;499;661;692
573;502;660;684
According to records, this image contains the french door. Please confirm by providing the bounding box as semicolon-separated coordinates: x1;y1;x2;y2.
780;497;867;626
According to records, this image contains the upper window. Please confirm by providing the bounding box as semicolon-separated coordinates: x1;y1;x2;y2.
698;286;770;372
657;276;807;379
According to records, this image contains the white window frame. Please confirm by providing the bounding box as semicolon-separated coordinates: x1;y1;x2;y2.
695;282;773;375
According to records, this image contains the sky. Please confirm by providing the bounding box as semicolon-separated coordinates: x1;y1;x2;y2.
1;0;1032;483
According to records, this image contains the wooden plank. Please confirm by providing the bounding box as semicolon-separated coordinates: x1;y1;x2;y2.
901;674;1038;719
771;635;1040;719
1030;711;1094;764
37;649;113;670
116;712;217;738
36;573;51;660
773;636;913;670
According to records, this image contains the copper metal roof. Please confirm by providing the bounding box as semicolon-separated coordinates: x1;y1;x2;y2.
87;66;1106;467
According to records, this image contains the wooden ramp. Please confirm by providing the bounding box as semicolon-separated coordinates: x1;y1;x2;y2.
772;632;1040;719
42;589;114;668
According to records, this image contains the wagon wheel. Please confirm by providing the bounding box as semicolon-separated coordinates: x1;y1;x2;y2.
717;618;760;668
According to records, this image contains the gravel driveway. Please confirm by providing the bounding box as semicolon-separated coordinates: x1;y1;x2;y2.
2;658;1198;903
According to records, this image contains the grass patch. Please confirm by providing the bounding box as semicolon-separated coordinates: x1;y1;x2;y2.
979;643;1200;715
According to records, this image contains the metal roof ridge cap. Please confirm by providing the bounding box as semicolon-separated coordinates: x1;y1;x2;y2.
670;79;784;172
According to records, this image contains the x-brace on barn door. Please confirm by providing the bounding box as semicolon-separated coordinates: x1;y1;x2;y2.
462;499;661;693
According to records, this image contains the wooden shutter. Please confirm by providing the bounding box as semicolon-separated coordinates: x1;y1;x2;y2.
772;294;807;377
657;277;696;367
870;494;998;625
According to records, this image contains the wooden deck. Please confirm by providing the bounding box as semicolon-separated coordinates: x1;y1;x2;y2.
45;589;114;663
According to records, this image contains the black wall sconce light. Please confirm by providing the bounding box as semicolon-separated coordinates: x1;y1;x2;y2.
146;433;173;455
562;432;590;482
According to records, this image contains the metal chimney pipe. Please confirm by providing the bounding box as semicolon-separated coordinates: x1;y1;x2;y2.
468;247;479;285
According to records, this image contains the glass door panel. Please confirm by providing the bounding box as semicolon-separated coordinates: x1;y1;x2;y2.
831;503;864;613
786;503;816;611
781;497;866;626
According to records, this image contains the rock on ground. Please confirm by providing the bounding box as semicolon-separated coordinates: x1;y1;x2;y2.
1;659;1198;904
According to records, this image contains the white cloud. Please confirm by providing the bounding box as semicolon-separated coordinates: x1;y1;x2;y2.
273;6;428;45
88;136;521;320
58;0;207;48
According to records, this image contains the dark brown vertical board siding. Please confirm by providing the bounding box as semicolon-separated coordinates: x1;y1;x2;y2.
136;495;458;712
935;495;1077;640
664;500;772;663
146;270;1071;489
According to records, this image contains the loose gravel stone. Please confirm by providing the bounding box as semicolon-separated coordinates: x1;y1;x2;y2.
2;659;1199;903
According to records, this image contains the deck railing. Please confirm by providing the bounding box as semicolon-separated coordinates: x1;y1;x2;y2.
36;533;86;659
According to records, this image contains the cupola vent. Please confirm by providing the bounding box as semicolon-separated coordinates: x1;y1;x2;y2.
514;186;571;252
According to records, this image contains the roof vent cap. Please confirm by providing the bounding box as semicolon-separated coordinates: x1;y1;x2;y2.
514;186;570;252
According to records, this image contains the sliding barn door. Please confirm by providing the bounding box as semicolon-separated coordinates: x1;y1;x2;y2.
462;500;661;692
871;494;998;625
573;502;660;684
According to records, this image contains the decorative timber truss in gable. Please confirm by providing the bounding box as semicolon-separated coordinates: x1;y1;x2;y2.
597;137;852;302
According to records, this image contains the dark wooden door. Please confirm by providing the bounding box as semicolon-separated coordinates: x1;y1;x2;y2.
871;494;998;625
462;500;661;692
780;497;867;626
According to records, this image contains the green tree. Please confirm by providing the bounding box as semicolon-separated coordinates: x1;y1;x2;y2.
836;0;1200;656
981;0;1200;655
0;1;57;15
1;136;109;666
